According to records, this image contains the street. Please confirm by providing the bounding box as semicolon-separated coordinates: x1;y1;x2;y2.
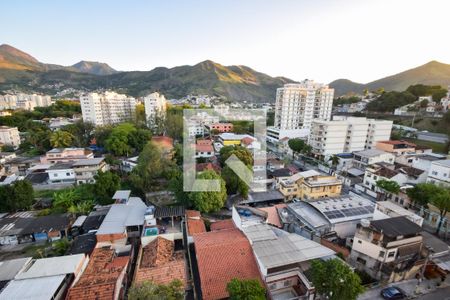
417;286;450;299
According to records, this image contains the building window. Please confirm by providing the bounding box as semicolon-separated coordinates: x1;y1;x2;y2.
388;251;395;258
357;240;362;244
379;251;385;257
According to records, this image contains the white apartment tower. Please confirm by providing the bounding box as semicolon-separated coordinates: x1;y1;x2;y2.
0;126;21;149
143;92;167;127
80;92;136;126
308;117;393;157
274;80;334;130
0;94;52;111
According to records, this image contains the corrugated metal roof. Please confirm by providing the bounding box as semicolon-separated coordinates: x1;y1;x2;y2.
0;275;66;300
250;230;335;269
0;258;32;281
112;190;131;200
15;254;86;280
96;199;147;235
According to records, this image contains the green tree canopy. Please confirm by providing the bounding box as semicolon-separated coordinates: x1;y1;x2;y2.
105;123;136;156
187;170;227;213
128;280;184;300
130;141;175;193
288;138;309;158
0;180;34;212
62;120;94;147
93;171;121;205
406;182;441;207
226;278;266;300
310;258;365;300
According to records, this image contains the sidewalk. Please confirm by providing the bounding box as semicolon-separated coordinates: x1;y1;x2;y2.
358;277;450;299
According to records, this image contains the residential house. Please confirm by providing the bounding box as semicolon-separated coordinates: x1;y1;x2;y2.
205;123;233;133
285;195;375;239
350;217;424;282
426;159;450;187
359;163;427;199
376;140;430;156
243;224;335;300
395;153;447;171
352;149;395;170
0;257;32;291
45;162;76;184
40;148;94;164
374;201;423;226
96;196;147;245
0;254;88;300
66;246;130;300
278;170;342;201
194;228;262;300
195;140;214;158
73;157;108;184
120;156;138;173
133;236;187;288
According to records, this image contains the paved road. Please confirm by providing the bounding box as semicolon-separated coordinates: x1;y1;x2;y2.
417;286;450;299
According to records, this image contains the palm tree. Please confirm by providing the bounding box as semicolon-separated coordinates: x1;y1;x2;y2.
376;179;400;201
50;130;74;148
328;155;340;169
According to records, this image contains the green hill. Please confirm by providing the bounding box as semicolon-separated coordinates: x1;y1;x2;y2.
0;45;293;102
330;61;450;96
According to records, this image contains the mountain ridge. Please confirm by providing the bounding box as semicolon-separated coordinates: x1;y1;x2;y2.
330;60;450;96
1;44;450;101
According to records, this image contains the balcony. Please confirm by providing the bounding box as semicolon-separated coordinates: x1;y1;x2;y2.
266;269;314;300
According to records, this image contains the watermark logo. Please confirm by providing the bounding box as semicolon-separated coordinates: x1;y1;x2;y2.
183;108;267;192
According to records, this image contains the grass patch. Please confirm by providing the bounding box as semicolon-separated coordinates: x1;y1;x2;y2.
404;138;448;154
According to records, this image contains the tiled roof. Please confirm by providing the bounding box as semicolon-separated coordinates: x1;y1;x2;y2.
196;162;221;173
194;228;262;300
186;210;206;235
196;144;214;153
257;204;287;228
66;247;129;300
210;219;235;231
241;136;255;145
152;136;174;150
135;237;187;286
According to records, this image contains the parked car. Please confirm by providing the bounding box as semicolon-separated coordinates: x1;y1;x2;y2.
380;286;406;299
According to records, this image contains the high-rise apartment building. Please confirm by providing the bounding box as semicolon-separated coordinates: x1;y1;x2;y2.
268;81;334;143
0;94;52;111
0;126;21;149
308;117;393;157
274;81;334;130
143;92;166;127
80;92;136;126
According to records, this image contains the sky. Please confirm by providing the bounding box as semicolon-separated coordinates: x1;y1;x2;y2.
1;0;450;83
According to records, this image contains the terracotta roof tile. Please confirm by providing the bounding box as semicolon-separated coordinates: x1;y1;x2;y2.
258;204;286;228
135;237;187;286
194;228;262;300
66;247;129;300
210;219;235;231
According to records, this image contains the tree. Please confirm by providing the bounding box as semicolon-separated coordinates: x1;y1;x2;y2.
50;130;74;148
53;189;77;211
430;187;450;234
93;171;121;204
63;121;94;147
328;155;340;169
226;278;266;300
219;146;253;167
406;183;441;208
0;180;34;212
11;180;34;211
376;179;400;201
310;258;364;300
105;123;136;156
187;170;227;213
130;141;175;193
128;280;184;300
53;238;70;256
128;128;152;152
288;138;306;158
1;144;15;152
